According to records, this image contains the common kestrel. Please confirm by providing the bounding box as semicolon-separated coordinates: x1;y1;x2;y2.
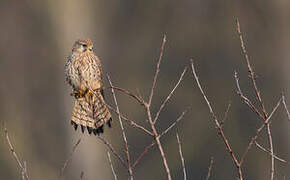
65;39;112;135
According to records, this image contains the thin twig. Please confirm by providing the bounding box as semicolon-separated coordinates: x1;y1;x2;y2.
107;152;118;180
3;125;30;180
106;86;144;105
234;71;264;121
235;71;282;165
220;101;231;128
190;59;243;180
145;103;172;180
205;157;214;180
22;161;27;180
143;35;172;180
132;141;155;169
176;133;187;180
97;135;127;169
148;35;167;106
255;142;290;165
240;96;282;165
107;75;133;180
160;109;188;137
133;108;188;168
59;138;81;178
266;127;275;180
154;67;188;124
236;19;267;117
236;19;274;180
105;103;153;136
282;94;290;121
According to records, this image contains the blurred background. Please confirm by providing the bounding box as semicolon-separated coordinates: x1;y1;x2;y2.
1;0;290;179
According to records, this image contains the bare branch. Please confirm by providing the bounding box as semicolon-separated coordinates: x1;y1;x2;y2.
190;59;243;180
107;152;118;180
160;108;188;137
236;19;274;180
148;35;167;106
282;94;290;121
132;141;155;169
21;161;28;180
236;18;267;118
235;71;282;180
133;108;188;169
154;67;188;124
205;157;214;180
240;96;282;165
145;103;172;180
234;71;264;121
141;35;176;179
106;103;153;136
255;142;290;165
176;133;187;180
220;101;231;128
106;86;144;105
3;124;30;180
59;138;81;178
97;135;127;169
265;122;274;180
107;75;133;179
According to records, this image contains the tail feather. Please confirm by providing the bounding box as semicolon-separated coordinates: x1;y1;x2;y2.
71;90;112;135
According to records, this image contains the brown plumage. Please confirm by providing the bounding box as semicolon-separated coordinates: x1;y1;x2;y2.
65;39;112;135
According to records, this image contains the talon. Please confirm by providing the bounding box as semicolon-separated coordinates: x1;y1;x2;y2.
87;89;93;95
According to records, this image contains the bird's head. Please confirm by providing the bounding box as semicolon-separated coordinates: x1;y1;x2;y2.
72;38;93;53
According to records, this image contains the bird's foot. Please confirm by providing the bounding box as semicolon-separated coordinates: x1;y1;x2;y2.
86;89;94;96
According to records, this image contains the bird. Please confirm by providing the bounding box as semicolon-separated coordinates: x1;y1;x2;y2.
65;38;112;135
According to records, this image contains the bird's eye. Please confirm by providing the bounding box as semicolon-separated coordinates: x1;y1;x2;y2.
82;44;87;48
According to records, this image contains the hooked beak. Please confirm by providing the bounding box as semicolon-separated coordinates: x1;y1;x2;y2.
87;45;93;51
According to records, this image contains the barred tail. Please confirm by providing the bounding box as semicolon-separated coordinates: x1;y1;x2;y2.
71;90;112;135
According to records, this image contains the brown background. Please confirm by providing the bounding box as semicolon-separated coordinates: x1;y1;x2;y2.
1;0;290;179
